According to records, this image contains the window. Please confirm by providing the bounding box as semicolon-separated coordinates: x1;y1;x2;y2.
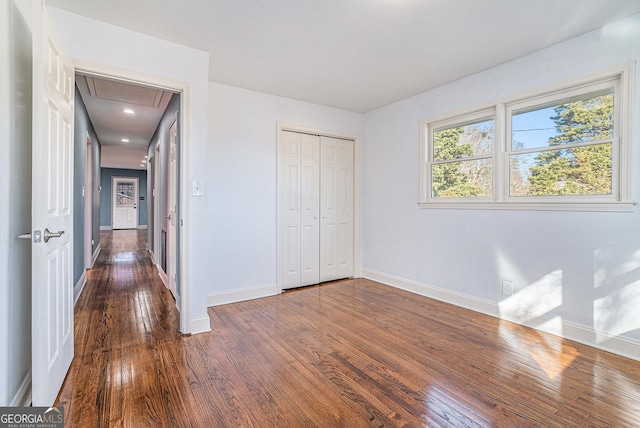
430;112;494;199
420;63;634;211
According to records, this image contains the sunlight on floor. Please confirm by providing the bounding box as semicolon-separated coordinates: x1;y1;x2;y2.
498;321;579;382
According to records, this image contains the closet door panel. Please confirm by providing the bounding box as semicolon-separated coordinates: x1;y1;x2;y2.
320;136;354;282
300;133;320;286
279;131;303;289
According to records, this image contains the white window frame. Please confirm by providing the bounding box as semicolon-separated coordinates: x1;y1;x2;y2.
426;109;497;203
419;62;635;212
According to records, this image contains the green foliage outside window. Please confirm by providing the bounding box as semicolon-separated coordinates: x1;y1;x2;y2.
525;94;613;196
432;120;493;198
431;92;614;198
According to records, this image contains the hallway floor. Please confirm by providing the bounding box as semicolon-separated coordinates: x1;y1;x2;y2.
55;230;640;427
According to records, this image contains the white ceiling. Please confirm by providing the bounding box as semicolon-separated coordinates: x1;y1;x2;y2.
47;0;640;114
76;74;174;170
53;1;640;169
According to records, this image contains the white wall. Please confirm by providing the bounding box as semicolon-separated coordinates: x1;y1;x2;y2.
47;7;210;333
0;0;33;406
361;14;640;358
208;82;363;297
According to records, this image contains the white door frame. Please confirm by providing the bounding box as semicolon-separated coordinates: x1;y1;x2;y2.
111;176;139;230
276;122;361;293
74;61;191;334
84;132;93;268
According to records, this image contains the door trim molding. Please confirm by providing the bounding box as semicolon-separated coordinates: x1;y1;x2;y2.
276;122;361;293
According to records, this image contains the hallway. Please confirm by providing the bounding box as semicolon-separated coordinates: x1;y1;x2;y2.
56;230;190;426
55;230;640;427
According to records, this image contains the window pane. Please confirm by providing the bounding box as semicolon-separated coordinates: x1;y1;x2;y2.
433;118;494;161
512;89;613;151
509;143;612;197
432;159;492;198
116;182;135;206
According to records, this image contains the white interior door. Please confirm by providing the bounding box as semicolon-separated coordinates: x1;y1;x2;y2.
84;134;92;268
279;131;304;289
320;136;354;282
153;143;161;264
112;177;138;230
31;0;75;406
167;119;178;298
299;133;321;286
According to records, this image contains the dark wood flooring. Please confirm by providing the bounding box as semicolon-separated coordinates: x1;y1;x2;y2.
56;229;640;427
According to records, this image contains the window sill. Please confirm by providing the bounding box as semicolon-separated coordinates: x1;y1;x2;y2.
417;201;636;212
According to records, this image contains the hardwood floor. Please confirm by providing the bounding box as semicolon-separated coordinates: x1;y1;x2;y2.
56;230;640;427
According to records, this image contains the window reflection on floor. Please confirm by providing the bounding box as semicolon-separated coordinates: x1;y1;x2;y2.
113;252;135;262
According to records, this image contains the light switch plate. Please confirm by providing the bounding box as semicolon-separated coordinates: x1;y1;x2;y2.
192;180;204;197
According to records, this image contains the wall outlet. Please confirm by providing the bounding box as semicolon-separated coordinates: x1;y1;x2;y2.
502;279;514;296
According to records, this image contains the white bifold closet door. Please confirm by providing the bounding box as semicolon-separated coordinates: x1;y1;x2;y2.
279;130;354;290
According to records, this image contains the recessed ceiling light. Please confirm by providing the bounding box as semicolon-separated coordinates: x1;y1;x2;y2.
123;108;135;114
140;164;145;167
121;138;130;143
144;155;148;158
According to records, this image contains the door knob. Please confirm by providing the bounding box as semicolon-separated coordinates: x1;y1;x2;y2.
43;228;64;243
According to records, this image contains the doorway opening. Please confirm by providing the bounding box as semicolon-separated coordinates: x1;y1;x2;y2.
74;69;187;332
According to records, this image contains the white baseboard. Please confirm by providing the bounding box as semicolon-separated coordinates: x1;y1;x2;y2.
73;271;87;306
10;371;31;407
90;244;101;268
148;250;157;265
137;225;148;229
157;265;168;287
363;269;498;317
362;268;640;362
100;226;112;231
190;315;211;334
207;283;278;307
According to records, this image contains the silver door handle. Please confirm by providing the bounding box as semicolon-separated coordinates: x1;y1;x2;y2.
18;233;32;240
43;228;64;243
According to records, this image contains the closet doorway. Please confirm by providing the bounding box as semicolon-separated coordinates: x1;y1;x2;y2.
277;125;357;290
